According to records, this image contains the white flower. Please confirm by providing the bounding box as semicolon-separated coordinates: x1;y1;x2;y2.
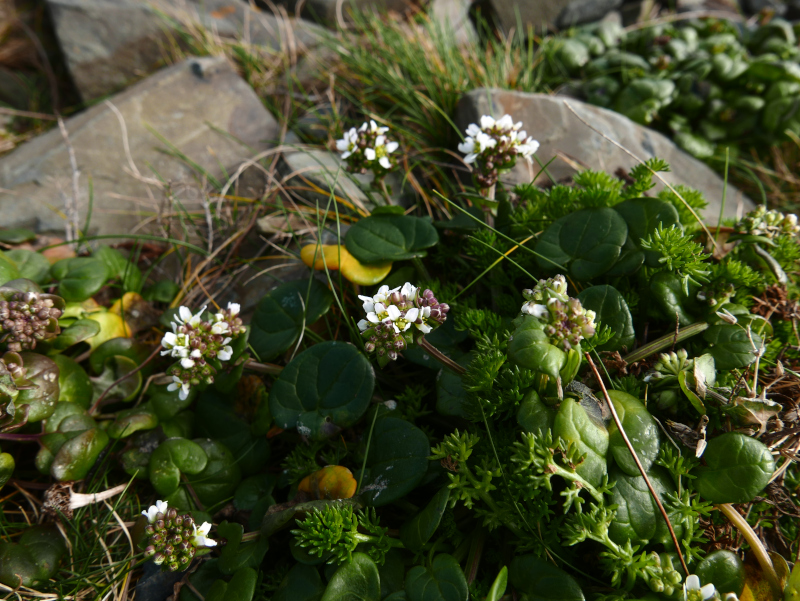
521;302;549;318
176;305;205;327
336;128;358;159
357;319;370;332
211;321;230;335
479;115;496;129
218;345;233;362
379;156;391;169
167;376;191;401
684;575;716;601
227;302;240;316
180;357;195;369
458;114;538;167
365;148;376;161
141;500;168;523
191;522;217;548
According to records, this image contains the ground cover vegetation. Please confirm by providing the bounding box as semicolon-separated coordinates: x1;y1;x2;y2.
2;4;800;601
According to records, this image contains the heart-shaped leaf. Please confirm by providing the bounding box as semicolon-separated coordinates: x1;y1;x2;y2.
577;285;635;352
270;341;374;439
608;465;679;545
405;554;468;601
703;325;763;370
205;567;258;601
507;315;568;379
509;554;584;601
272;563;326;601
696;550;746;596
694;432;775;503
5;249;50;284
322;552;381;601
345;215;439;264
606;390;660;476
0;525;66;587
53;257;112;302
89;338;152;376
217;521;269;575
400;487;450;552
182;438;242;508
535;208;628;280
149;438;209;497
553;398;609;488
53;354;92;408
250;279;334;362
362;417;429;507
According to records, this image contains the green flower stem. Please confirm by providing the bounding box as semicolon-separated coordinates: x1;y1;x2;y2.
418;337;466;375
716;503;781;598
244;360;284;376
549;463;604;504
455;460;525;539
622;322;709;365
352;532;405;549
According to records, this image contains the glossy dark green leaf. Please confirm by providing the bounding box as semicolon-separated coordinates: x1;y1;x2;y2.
90;355;142;403
161;410;194;439
649;271;698;326
322;552;381;601
696;550;746;596
149;438;209;497
5;249;50;284
0;251;20;285
614;197;681;267
270;341;374;439
182;438;242;508
53;354;92;408
435;352;471;418
703;325;763;370
380;549;406;599
578;285;635;351
400;487;450;551
345;215;439;264
509;554;584;601
17;352;60;422
0;451;13;490
51;318;102;351
94;245;142;292
535;208;627;280
273;563;325;601
0;228;36;244
606;390;659;476
89;338;152;376
362;417;429;507
234;474;276;530
143;279;181;303
149;382;196;419
0;525;67;587
608;465;677;545
49;427;110;481
487;567;508;601
217;521;269;575
108;403;159;438
694;432;775;503
517;390;556;438
507;315;567;379
553;398;608;487
250;279;334;361
54;257;111;302
205;567;258;601
405;554;468;601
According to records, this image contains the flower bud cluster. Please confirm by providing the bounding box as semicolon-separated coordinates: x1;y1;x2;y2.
357;283;449;365
336;120;399;176
735;205;800;239
644;349;691;384
161;303;244;400
458;114;539;188
520;276;596;351
141;501;216;572
0;291;63;352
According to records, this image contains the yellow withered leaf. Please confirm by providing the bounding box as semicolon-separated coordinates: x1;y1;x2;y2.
297;465;357;501
85;311;132;350
300;243;391;286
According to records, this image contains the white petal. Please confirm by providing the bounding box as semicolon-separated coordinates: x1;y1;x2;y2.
197;522;212;536
400;282;415;298
218;346;233;361
367;313;380;324
386;141;399;153
179;306;193;323
386;305;402;320
179;386;190;401
377;285;390;296
359;122;368;132
496;114;513;129
464;153;477;164
686;576;701;591
375;135;385;146
417;323;432;334
406;308;420;322
457;139;475;155
180;358;195;369
191;349;202;358
227;303;240;315
358;319;370;331
374;302;386;314
336;139;349;151
379;157;391;169
211;322;229;335
167;382;180;392
466;123;481;137
480;115;496;129
392;324;400;334
400;322;411;332
162;332;177;347
362;300;375;313
700;584;715;599
341;150;352;159
365;148;376;161
203;537;217;547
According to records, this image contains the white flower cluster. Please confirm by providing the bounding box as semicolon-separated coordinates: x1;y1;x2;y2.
142;500;216;571
735;204;800;239
336;120;399;173
458;114;539;188
160;302;244;400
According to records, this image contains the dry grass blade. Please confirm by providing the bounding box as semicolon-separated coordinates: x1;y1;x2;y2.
585;352;689;575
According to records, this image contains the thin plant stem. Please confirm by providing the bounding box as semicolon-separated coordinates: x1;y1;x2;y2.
357;407;380;494
622;322;709;364
585;352;689;576
418;336;465;375
715;147;730;250
245;360;285;376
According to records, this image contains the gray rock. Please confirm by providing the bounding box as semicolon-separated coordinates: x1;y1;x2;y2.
134;560;185;601
269;0;413;27
0;55;279;235
429;0;477;46
280;148;406;212
457;89;753;220
488;0;621;34
46;0;325;101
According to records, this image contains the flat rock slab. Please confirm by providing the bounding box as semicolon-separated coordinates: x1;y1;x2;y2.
488;0;621;33
457;89;753;220
47;0;325;100
0;55;279;235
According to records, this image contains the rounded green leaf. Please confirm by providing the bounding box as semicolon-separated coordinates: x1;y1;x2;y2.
507;315;567;379
270;342;374;439
553;398;609;487
322;552;381;601
606;390;659;476
0;452;15;490
400;487;450;552
487;567;508;601
696;550;746;596
217;521;269;575
53;354;92;408
206;567;258;601
184;438;242;507
517;390;555;438
0;525;67;587
5;249;50;284
0;228;35;244
17;352;60;422
508;554;584;601
108;403;159;439
250;279;334;361
405;554;468;601
273;563;325;601
362;417;429;507
694;432;775;503
51;319;102;351
0;251;20;286
578;285;635;351
608;465;677;545
94;245;142;292
346;215;439;264
50;427;110;481
703;325;763;370
55;257;112;302
149;438;209;497
613;197;680;267
535;208;628;280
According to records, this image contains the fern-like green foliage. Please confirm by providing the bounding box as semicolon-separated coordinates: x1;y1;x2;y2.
656;185;709;229
640;224;711;289
622;158;672;199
